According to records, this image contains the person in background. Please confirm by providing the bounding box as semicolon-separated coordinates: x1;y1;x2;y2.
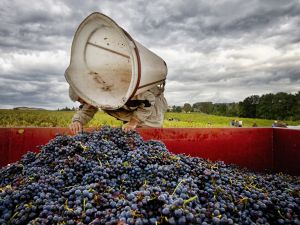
68;84;168;134
275;121;287;128
230;120;235;127
237;120;243;127
238;120;243;127
272;120;278;127
234;119;239;127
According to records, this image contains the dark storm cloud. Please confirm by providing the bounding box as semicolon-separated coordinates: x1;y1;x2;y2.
0;76;69;109
130;1;300;54
0;0;300;108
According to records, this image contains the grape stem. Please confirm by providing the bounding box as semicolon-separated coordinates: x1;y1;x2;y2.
171;179;185;196
8;212;18;225
183;195;198;205
83;198;87;212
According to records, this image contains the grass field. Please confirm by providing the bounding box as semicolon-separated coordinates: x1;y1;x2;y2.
0;109;299;128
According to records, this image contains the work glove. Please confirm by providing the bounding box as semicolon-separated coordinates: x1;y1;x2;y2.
122;117;140;133
69;121;83;135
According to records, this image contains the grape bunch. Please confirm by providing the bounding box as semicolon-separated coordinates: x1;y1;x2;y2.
0;126;299;225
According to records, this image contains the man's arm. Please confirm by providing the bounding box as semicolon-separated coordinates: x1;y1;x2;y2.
69;104;98;134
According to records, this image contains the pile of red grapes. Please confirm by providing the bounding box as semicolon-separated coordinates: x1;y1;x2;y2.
0;126;299;225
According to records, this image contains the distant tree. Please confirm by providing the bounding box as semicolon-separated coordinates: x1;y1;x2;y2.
212;103;227;115
271;92;295;120
183;103;192;113
257;93;275;119
291;91;300;120
59;106;73;111
192;102;213;114
172;106;182;113
169;91;299;120
226;103;240;117
239;95;259;118
171;105;176;112
171;105;181;112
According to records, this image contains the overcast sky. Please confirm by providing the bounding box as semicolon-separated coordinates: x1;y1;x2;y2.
0;0;300;109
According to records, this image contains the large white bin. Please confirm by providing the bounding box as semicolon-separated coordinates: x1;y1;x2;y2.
65;12;168;110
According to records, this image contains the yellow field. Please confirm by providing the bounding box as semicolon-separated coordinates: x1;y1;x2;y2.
0;109;299;128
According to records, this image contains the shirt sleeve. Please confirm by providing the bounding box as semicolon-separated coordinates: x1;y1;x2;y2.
72;104;98;125
133;90;156;122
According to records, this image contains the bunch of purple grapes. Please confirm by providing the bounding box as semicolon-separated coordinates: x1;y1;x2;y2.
0;126;299;225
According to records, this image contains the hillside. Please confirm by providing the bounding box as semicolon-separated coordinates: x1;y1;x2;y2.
13;107;46;110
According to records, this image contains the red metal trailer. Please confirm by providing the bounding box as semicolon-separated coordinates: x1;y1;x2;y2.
0;127;299;175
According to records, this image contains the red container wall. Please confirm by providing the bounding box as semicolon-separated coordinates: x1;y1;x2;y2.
0;128;70;167
139;128;273;172
0;128;9;168
273;128;300;176
0;127;299;175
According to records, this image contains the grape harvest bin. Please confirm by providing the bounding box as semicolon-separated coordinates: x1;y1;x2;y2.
0;128;299;176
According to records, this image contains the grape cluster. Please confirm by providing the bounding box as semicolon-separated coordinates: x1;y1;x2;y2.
0;126;299;225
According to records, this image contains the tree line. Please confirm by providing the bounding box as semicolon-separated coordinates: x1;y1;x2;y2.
170;91;300;121
57;107;76;111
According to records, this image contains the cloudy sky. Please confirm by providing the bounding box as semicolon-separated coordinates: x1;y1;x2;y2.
0;0;300;109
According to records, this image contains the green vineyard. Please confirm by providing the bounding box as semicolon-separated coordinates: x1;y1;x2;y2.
0;109;299;128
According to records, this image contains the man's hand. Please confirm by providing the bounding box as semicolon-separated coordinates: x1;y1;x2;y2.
69;121;83;135
122;117;140;133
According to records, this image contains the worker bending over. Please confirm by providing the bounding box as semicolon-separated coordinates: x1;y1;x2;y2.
68;85;168;134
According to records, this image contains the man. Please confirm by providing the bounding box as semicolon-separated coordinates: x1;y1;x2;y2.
65;13;168;134
272;121;278;127
68;84;168;134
